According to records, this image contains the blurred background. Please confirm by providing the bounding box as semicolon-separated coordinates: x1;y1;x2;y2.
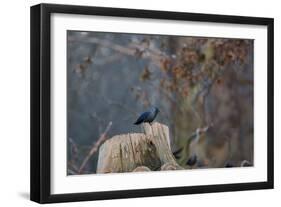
67;30;253;175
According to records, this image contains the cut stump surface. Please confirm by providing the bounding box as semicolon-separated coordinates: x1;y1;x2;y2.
97;122;183;173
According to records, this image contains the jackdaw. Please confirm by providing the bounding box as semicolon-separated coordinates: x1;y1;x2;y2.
186;154;197;167
134;107;160;125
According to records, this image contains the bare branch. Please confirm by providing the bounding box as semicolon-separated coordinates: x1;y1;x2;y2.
68;137;78;161
78;121;113;174
68;36;169;68
102;94;138;116
68;161;79;172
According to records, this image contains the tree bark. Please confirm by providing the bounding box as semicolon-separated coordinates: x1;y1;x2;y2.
96;122;183;173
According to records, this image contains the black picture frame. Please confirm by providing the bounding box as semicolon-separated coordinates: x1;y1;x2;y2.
30;3;274;204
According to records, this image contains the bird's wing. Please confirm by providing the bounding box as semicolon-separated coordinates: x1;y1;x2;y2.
134;111;150;124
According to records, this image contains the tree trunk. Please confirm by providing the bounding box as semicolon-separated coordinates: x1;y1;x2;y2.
96;122;183;173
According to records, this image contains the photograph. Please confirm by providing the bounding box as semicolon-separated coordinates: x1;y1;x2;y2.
66;31;254;175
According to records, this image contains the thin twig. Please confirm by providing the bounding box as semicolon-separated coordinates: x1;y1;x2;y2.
78;121;113;173
92;53;122;66
102;95;138;116
68;161;79;172
67;169;78;175
68;36;169;68
68;137;78;160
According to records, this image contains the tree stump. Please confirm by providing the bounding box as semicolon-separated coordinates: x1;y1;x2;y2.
96;122;183;173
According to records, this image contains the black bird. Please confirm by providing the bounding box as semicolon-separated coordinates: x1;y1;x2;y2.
224;161;234;168
241;160;251;167
172;147;183;159
134;107;160;125
186;154;197;167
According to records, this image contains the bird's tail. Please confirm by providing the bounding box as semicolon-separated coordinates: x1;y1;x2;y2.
134;120;141;125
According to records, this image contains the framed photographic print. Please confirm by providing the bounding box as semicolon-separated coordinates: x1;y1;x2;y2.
30;3;274;203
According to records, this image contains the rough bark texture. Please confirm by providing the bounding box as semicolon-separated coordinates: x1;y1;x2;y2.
96;122;183;173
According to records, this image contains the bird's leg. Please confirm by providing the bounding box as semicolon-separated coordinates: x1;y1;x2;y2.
140;124;144;133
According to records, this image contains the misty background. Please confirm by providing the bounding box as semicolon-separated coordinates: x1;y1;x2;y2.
67;30;254;174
